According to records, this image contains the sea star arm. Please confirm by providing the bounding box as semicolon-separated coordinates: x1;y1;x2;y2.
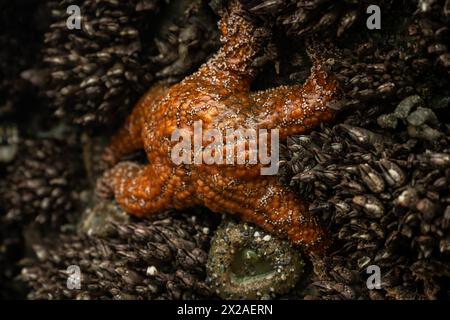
199;173;329;254
251;64;340;139
191;0;266;92
102;84;168;166
97;161;176;217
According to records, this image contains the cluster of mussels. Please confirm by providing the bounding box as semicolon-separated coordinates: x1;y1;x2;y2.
280;93;450;299
39;0;163;126
0;139;85;228
0;138;85;298
20;211;218;300
241;0;390;38
331;0;449;109
39;0;219;127
276;6;450;299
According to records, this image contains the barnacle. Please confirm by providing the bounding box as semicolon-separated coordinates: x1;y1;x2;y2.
377;95;445;141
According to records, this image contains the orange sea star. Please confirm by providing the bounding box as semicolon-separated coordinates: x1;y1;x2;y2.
98;0;341;254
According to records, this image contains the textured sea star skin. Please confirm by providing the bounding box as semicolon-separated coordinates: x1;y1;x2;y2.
99;1;340;254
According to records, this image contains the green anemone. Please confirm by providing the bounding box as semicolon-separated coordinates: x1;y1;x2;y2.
207;219;304;299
